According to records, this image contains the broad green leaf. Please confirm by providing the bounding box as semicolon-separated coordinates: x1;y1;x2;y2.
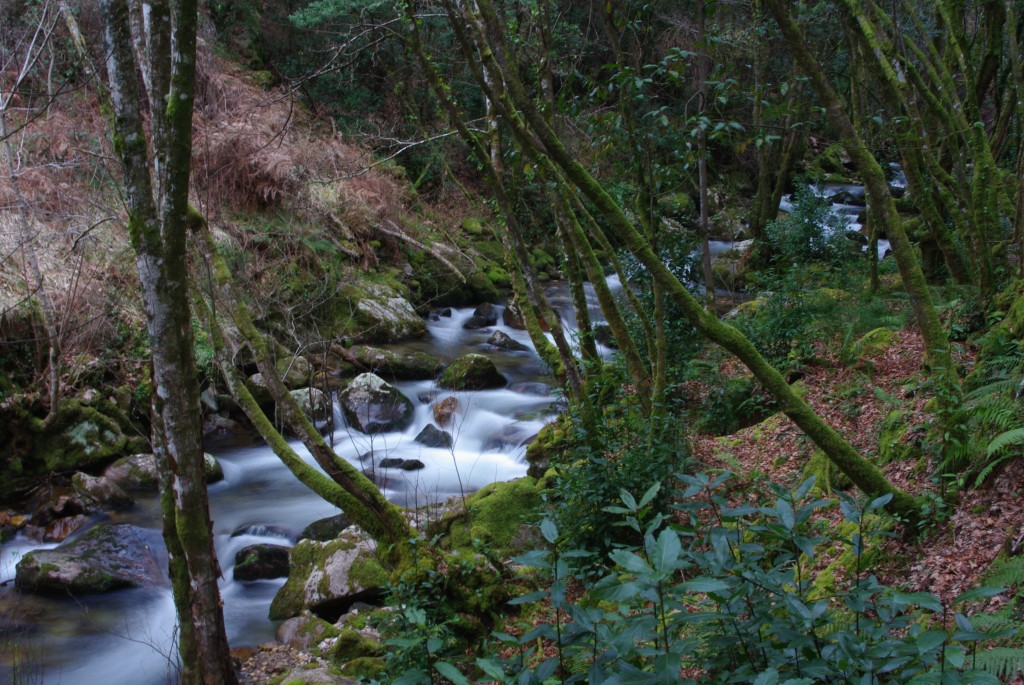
433;661;471;685
540;518;558;544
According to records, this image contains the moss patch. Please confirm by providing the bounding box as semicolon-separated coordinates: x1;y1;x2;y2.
440;477;543;556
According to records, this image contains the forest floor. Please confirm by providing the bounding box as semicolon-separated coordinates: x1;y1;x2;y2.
691;330;1024;660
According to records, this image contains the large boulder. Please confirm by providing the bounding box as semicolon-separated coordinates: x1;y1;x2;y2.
502;299;527;329
234;544;291;581
278;387;333;433
269;529;387;621
246;356;311;401
438;354;507;391
349;346;442;381
15;524;166;594
71;473;134;511
338;373;414;434
344;282;427;343
104;453;160;489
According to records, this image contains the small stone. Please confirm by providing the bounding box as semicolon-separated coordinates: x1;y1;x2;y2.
433;396;460;427
414;424;453;449
486;330;529;352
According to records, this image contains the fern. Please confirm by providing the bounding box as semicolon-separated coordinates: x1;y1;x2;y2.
985;556;1024;588
987;427;1024;456
971;646;1024;680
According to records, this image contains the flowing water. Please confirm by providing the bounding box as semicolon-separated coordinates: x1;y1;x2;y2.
0;284;605;685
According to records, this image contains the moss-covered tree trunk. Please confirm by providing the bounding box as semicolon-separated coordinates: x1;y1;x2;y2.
423;0;925;523
767;0;953;374
100;0;236;681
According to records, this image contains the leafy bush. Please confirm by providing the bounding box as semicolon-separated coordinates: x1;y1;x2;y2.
484;475;1006;685
767;184;859;270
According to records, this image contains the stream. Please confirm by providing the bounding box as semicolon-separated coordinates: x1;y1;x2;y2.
0;282;610;685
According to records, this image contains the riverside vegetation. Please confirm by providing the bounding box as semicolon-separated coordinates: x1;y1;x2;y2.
3;1;1024;684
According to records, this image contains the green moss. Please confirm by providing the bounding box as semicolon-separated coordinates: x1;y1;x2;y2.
328;628;384;662
348;554;387;591
877;410;913;464
441;478;542;555
339;656;386;679
461;218;486;236
803;448;852;494
848;327;896;362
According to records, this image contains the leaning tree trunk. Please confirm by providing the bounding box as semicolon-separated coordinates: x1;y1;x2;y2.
100;0;236;682
419;0;925;523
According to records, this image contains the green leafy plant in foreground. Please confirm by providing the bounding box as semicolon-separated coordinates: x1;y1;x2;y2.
477;474;1008;685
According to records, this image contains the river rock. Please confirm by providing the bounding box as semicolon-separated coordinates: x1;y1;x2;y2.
278;387;333;433
269;529;387;620
71;472;134;511
433;396;460;427
204;453;225;484
15;523;165;594
503;298;526;329
234;544;291;581
104;453;158;489
414;424;453;449
349;345;443;381
486;330;529;352
438;354;507;390
376;458;425;471
338;373;414;434
463;302;499;329
276;612;342;653
299;513;353;542
345;282;427;343
42;514;89;542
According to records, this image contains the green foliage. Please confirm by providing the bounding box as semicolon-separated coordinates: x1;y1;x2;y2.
687;369;776;436
548;375;690;561
766;184;858;269
924;325;1024;489
487;475;1004;685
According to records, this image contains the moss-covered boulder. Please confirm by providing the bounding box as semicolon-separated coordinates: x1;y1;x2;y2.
439;477;543;556
275;611;342;653
877;410;916;464
349;345;442;381
15;523;166;594
278;387;333;434
204;453;225;484
438;354;507;391
338;373;414;434
279;665;358;685
269;529;386;620
235;544;291;581
848;327;896;362
0;399;134;500
525;420;570;479
342;281;426;343
104;453;159;489
71;473;134;511
328;627;385;662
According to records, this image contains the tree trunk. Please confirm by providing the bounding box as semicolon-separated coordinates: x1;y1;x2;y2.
99;0;236;682
427;0;925;523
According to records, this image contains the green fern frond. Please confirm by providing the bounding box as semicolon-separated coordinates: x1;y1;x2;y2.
987;428;1024;456
965;379;1019;401
985;557;1024;588
972;646;1024;680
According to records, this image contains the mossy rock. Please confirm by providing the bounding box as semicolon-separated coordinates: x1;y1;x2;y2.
328;628;384;663
349;345;442;381
275;612;342;653
525;420;570;479
440;477;542;556
269;530;384;620
0;399;132;500
461;217;487;236
338;657;385;680
438;354;507;391
849;327;896;361
338;373;415;434
338;280;426;344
